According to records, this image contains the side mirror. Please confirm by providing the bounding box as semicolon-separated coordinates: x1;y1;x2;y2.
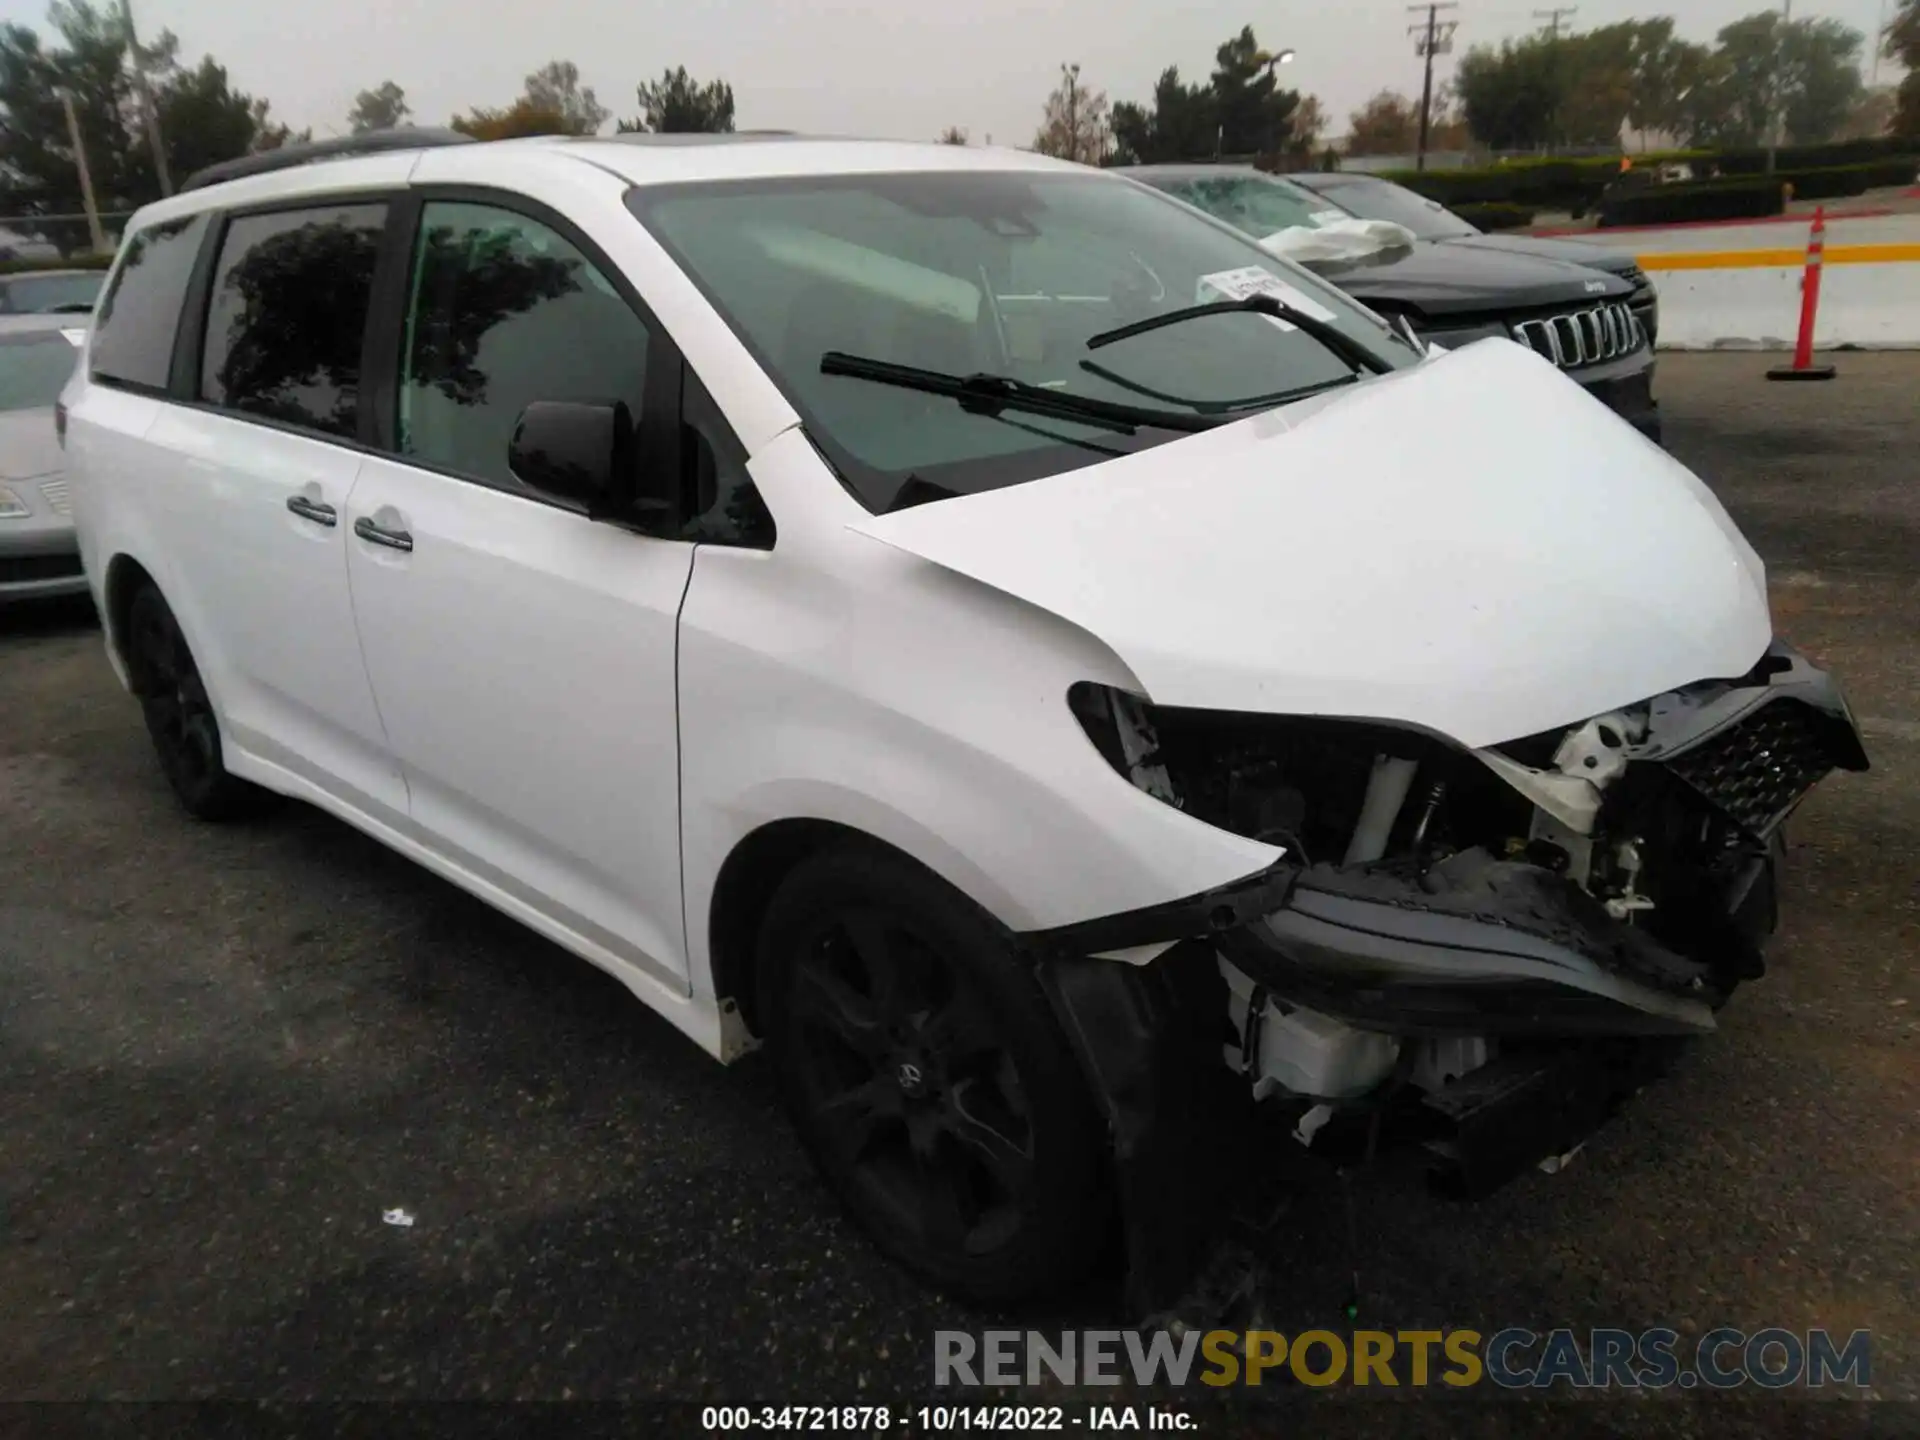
508;400;632;511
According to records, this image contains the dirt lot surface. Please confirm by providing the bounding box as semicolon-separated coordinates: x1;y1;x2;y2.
2;353;1915;1433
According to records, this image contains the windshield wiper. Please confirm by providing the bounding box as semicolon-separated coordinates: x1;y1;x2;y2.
819;351;1220;434
1084;294;1396;376
1077;356;1359;413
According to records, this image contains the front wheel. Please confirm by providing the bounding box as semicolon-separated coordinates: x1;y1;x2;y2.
125;583;270;821
759;846;1111;1303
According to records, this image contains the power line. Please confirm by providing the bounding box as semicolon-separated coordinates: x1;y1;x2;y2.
1407;3;1460;173
1532;6;1578;39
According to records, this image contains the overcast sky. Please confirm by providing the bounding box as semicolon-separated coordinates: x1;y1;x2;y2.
0;0;1902;146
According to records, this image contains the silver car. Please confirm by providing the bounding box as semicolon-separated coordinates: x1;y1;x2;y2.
0;313;87;601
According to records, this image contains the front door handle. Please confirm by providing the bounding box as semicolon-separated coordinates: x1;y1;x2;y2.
286;494;337;527
354;516;413;553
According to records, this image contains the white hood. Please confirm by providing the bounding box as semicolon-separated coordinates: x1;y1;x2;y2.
850;339;1772;750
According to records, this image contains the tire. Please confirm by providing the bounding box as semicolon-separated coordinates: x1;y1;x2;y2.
125;583;270;821
758;844;1111;1303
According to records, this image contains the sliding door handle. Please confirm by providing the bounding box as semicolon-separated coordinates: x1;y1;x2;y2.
285;494;337;527
353;516;413;552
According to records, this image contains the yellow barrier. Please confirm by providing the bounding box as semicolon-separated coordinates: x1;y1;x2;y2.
1639;244;1920;271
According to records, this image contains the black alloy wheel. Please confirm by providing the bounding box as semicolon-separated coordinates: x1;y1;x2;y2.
760;846;1109;1302
126;583;267;820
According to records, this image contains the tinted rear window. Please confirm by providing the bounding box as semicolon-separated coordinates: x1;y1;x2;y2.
199;203;386;439
90;213;208;391
0;271;104;314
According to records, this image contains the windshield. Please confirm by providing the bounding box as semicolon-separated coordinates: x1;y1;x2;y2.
0;331;81;411
1308;178;1480;241
0;271;104;314
630;170;1410;512
1149;173;1353;238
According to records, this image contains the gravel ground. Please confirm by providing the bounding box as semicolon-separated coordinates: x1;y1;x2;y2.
2;353;1915;1433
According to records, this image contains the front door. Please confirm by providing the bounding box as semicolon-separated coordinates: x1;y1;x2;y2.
344;197;693;988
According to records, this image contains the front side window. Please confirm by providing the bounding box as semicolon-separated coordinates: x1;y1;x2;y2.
631;170;1411;512
398;201;649;494
199;203;386;439
0;331;82;412
90;213;209;391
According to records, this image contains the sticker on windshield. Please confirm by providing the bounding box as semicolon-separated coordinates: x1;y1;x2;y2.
1196;266;1339;325
1311;209;1349;227
59;327;85;347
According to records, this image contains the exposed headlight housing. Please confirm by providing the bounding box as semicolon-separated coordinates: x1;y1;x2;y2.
1067;681;1528;865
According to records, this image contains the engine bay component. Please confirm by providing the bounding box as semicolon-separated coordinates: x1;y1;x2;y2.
1221;960;1401;1099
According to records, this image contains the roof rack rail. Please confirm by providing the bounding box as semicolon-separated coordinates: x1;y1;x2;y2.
178;128;477;194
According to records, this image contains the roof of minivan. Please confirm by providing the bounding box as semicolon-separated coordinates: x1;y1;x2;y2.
130;134;1095;234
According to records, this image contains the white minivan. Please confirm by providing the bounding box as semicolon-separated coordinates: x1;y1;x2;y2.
63;131;1866;1310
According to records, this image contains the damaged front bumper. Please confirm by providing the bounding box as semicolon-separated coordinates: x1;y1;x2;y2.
1024;640;1868;1316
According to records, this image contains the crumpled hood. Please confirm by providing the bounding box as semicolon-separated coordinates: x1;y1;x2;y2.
849;339;1772;750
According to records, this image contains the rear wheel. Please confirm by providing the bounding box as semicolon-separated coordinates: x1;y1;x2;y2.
126;583;269;821
759;845;1110;1303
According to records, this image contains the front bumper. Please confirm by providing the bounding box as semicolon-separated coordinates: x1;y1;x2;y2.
1573;346;1661;444
1023;642;1865;1317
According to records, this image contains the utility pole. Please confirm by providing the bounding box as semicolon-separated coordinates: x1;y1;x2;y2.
1872;0;1888;85
1766;0;1792;174
120;0;171;197
1532;7;1578;39
1407;3;1460;172
59;92;109;255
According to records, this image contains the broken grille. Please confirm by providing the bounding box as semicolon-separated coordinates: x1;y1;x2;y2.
1511;303;1643;370
1664;700;1835;838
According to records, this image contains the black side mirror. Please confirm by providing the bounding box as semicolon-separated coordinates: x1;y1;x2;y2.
508;400;632;512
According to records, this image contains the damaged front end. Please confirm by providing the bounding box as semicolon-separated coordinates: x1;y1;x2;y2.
1026;640;1867;1316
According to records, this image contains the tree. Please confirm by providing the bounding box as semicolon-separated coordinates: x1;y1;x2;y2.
1346;89;1420;154
0;1;294;250
1289;95;1326;155
1210;26;1299;155
1780;17;1867;143
1454;37;1562;149
1681;12;1865;147
1109;65;1214;164
347;80;409;133
619;66;734;133
1838;85;1897;138
1553;22;1638;146
937;125;968;145
522;59;608;135
453;59;607;140
1031;62;1110;164
1891;0;1920;138
449;99;573;140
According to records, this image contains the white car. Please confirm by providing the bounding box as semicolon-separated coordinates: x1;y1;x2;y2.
62;132;1866;1309
0;314;88;601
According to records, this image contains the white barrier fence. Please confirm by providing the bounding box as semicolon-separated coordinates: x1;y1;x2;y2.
1616;212;1920;351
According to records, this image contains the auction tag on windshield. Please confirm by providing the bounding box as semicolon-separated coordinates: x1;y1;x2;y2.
1196;266;1339;326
